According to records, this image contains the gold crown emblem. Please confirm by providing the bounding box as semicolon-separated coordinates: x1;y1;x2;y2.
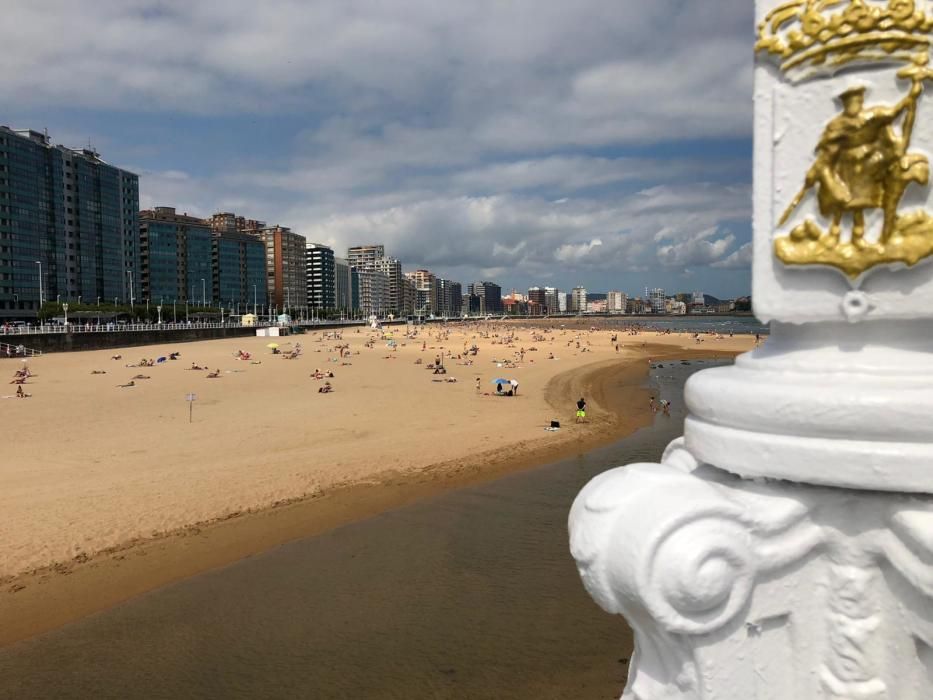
757;0;933;79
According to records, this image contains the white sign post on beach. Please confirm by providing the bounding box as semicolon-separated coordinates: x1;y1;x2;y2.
186;393;197;424
570;2;933;698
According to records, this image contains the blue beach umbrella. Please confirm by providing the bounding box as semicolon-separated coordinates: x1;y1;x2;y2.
491;378;510;384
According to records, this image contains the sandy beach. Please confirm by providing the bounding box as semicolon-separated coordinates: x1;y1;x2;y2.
0;320;756;645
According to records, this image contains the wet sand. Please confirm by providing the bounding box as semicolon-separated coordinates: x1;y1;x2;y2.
0;322;753;646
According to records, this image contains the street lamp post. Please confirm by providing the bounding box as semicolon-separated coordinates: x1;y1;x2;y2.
173;300;177;324
201;278;206;307
253;285;257;314
34;260;43;310
63;303;69;327
157;305;162;325
126;269;135;308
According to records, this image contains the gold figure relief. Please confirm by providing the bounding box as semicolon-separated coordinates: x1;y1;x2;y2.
758;0;933;278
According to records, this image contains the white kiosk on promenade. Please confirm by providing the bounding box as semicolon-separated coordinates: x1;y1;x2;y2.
570;2;933;698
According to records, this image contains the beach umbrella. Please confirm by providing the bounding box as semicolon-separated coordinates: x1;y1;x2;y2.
266;343;280;349
491;378;510;384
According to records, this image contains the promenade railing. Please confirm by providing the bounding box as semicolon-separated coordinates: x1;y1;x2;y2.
0;321;274;336
0;342;42;358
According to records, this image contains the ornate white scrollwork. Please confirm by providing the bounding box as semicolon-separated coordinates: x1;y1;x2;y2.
570;438;933;699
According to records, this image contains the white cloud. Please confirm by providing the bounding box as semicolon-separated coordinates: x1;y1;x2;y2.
656;227;738;269
1;0;755;295
712;242;754;269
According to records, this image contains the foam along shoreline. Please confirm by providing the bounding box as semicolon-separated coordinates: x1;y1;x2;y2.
0;325;753;647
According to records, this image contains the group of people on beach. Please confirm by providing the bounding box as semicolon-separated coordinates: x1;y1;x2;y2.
7;364;32;398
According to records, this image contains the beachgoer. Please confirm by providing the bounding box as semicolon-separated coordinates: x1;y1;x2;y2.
510;379;519;396
576;397;586;423
649;396;656;412
475;377;481;394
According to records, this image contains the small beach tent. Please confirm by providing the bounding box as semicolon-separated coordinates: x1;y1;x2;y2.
277;314;292;325
241;313;258;327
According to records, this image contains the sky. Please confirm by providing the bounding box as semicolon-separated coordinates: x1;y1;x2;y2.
1;0;754;299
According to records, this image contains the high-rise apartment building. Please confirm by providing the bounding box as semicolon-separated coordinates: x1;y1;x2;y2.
213;230;266;312
431;278;462;318
570;286;587;313
544;287;560;315
406;269;436;315
647;287;666;314
306;243;336;310
400;276;416;317
255;226;307;312
356;268;389;318
463;293;482;315
468;281;502;314
527;287;547;316
334;256;353;314
0;127;140;317
374;256;403;314
448;281;462;317
558;292;568;312
209;212;266;235
347;245;385;272
139;208;213;305
607;290;628;314
528;287;546;308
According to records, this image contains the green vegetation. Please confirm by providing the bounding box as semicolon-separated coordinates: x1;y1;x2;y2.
38;302;222;323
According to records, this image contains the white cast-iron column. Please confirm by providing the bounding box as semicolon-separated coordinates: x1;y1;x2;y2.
570;2;933;698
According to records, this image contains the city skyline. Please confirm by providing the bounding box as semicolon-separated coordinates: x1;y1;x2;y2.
1;0;753;298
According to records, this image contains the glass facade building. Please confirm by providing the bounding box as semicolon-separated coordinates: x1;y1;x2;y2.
139;208;213;304
0;127;139;318
334;256;353;314
214;231;267;312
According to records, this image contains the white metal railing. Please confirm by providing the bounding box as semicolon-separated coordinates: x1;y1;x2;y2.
0;321;274;336
0;342;41;358
0;316;480;338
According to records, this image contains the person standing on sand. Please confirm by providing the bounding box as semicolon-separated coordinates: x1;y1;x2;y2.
576;397;586;423
475;377;481;394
